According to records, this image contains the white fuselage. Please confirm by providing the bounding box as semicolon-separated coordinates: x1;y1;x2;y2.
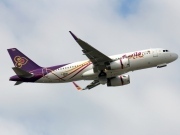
36;48;178;83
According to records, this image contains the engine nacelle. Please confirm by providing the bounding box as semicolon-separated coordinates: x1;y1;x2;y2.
107;75;130;86
107;58;130;70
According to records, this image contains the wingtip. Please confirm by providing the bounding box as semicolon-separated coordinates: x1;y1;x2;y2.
72;82;82;91
69;31;79;41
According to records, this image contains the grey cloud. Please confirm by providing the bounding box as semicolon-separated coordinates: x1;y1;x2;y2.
0;0;180;135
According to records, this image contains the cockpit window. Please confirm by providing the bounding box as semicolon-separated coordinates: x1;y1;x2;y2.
163;50;169;52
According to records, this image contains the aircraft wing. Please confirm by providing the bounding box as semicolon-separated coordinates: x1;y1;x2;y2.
69;31;113;71
73;80;100;90
83;80;100;90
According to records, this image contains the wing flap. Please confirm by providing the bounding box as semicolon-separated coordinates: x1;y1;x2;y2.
85;80;100;90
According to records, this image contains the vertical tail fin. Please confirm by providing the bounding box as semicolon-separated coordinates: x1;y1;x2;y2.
7;48;41;71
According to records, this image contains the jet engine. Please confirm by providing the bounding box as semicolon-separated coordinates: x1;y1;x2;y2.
107;75;130;86
106;58;130;70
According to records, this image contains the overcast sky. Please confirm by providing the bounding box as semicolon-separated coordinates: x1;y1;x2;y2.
0;0;180;135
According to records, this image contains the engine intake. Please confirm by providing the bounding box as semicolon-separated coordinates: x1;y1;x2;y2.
107;58;130;70
107;75;130;86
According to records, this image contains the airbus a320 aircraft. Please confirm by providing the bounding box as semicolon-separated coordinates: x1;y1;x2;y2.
8;31;178;90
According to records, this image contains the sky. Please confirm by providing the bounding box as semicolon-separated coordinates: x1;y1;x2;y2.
0;0;180;135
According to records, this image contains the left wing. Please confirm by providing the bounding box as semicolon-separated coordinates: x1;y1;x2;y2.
69;31;113;71
73;80;100;90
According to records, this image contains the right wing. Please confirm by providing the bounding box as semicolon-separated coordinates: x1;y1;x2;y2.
73;80;100;90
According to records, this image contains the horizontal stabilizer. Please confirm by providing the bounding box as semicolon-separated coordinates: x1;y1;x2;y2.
14;81;23;85
12;67;33;78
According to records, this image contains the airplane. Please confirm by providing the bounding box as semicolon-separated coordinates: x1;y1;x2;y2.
8;31;178;90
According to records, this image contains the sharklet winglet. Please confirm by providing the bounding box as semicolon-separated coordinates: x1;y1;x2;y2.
72;82;82;91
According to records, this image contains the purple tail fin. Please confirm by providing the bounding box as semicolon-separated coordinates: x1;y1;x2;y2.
7;48;41;71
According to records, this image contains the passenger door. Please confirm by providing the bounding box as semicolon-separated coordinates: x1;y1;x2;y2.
153;49;158;57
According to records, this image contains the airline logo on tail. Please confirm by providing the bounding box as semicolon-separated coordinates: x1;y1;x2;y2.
14;56;28;68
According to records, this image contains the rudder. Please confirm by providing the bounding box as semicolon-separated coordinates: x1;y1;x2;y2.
7;48;41;71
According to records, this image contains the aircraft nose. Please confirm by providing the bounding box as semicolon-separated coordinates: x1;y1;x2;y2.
171;53;178;61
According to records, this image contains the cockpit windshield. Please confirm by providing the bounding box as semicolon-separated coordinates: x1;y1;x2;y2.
163;50;169;52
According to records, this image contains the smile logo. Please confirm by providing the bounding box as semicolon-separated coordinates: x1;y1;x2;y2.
14;56;28;68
